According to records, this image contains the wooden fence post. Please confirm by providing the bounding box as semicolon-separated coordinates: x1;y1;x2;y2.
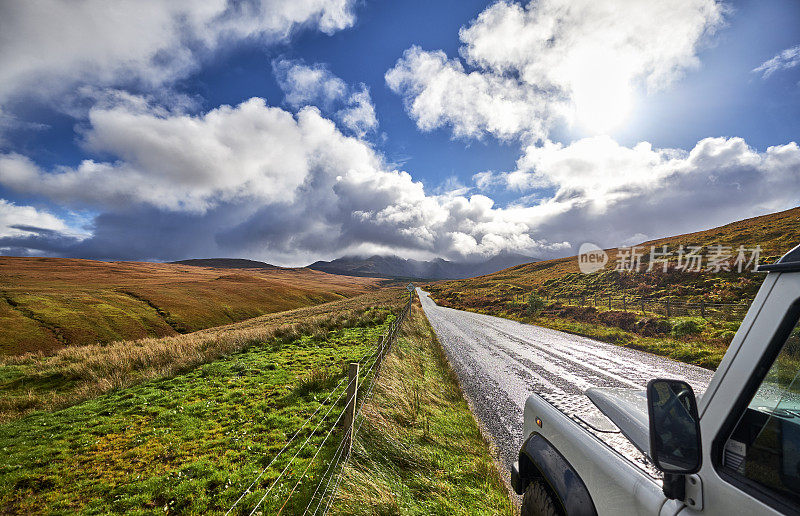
608;294;612;309
666;299;671;318
344;362;359;456
700;300;705;319
641;299;645;314
594;293;598;307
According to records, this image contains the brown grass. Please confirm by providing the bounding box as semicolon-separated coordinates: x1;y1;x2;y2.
430;206;800;295
0;256;384;355
0;289;406;421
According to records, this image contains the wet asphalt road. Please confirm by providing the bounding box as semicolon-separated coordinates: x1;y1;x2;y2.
417;289;714;486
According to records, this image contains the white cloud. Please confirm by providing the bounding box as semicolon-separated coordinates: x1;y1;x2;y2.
0;99;326;212
386;46;554;141
753;44;800;79
3;0;793;266
459;0;724;92
0;93;797;263
499;135;800;247
275;59;378;137
273;59;348;109
0;199;73;238
0;108;48;132
378;0;797;255
0;0;357;105
388;0;724;139
0;97;559;262
472;171;500;191
507;136;684;201
337;85;378;138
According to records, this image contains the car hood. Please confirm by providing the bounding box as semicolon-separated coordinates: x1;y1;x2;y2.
585;387;651;457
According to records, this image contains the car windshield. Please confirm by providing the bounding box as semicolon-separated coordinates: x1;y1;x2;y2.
724;319;800;500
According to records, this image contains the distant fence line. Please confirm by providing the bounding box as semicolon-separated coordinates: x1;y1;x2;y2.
509;289;751;321
225;292;413;516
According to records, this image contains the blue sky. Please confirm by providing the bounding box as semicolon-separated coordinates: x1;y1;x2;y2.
0;0;798;265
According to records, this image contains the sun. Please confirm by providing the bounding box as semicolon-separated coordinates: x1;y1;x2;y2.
570;63;634;134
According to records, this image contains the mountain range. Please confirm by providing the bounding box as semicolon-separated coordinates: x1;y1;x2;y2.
170;258;279;269
307;253;535;279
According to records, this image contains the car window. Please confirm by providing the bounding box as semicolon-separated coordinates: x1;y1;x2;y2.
722;317;800;503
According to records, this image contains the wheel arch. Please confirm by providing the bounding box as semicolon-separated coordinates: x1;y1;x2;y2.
513;433;598;516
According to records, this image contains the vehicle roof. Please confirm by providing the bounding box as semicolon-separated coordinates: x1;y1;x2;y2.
757;243;800;273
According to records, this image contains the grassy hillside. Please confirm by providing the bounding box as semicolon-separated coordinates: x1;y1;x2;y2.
429;206;800;303
0;257;381;355
0;289;406;421
426;207;800;369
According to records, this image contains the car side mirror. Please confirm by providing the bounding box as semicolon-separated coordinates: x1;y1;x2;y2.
647;379;702;475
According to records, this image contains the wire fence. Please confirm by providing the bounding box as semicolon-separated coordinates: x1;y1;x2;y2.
224;294;413;516
509;289;752;321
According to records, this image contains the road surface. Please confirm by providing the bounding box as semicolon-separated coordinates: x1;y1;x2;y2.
417;289;714;488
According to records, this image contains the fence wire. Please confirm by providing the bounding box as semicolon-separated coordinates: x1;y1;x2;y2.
509;289;752;321
319;298;411;515
225;295;412;516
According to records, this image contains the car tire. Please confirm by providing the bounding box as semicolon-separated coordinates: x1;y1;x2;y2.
520;479;561;516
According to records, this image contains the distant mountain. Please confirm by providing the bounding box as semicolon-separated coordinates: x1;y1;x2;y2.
307;253;535;280
170;258;279;270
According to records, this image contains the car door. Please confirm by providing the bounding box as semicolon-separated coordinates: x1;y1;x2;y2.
682;271;800;515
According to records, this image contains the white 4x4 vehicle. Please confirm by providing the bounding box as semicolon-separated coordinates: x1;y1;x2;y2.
511;244;800;516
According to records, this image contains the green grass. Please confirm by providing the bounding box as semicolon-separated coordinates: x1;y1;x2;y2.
0;301;61;355
331;302;513;515
0;314;394;514
0;296;511;514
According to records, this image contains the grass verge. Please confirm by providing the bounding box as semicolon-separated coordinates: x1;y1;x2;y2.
330;300;513;515
526;314;726;369
428;297;727;370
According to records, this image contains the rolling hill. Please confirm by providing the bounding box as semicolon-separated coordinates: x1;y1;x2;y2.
426;206;800;310
308;252;535;279
0;257;380;355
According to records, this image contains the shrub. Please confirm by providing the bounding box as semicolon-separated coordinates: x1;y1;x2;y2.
670;317;706;338
294;367;338;397
527;294;546;315
551;305;598;323
634;317;672;336
598;310;638;331
718;330;736;343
